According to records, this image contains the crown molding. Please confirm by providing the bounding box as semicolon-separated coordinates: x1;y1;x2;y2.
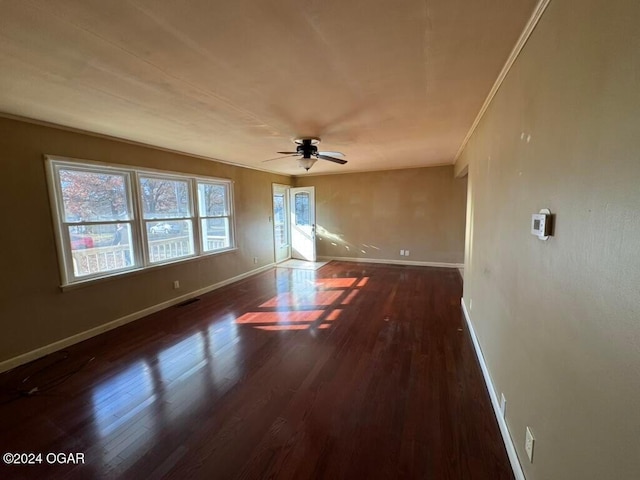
0;112;293;177
453;0;553;164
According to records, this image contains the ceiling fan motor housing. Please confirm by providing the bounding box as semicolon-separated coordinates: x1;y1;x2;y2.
264;137;344;171
296;141;318;159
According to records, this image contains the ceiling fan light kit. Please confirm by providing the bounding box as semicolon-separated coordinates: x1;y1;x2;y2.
298;157;317;170
263;137;347;172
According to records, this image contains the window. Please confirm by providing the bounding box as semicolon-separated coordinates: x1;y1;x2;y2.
197;181;233;252
46;157;235;286
294;192;310;225
273;193;287;247
49;164;137;283
139;176;195;263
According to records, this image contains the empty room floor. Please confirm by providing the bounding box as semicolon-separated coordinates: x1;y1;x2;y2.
0;261;512;479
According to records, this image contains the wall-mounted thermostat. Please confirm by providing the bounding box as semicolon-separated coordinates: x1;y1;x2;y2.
531;209;552;240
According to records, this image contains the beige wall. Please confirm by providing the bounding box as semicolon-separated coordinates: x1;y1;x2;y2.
295;166;466;264
457;0;640;479
0;117;290;364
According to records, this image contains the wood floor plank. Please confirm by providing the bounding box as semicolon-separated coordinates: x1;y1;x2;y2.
0;262;512;480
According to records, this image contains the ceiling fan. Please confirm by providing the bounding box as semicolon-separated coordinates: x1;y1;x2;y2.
263;138;347;171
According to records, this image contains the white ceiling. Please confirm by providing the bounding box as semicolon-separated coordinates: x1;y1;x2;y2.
0;0;538;176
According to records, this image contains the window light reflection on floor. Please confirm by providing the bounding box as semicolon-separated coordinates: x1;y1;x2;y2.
250;308;343;331
314;277;357;288
158;332;206;385
259;290;343;308
236;275;369;332
92;361;156;438
236;310;324;325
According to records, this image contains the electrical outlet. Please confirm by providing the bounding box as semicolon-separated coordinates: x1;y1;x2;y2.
500;393;507;418
400;250;405;256
173;280;180;289
405;250;410;256
525;426;535;462
253;257;258;264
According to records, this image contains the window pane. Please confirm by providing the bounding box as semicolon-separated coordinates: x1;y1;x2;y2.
273;194;287;247
59;169;130;222
147;219;189;236
198;183;228;217
294;192;310;226
147;220;194;263
69;224;133;277
201;218;231;252
139;177;190;219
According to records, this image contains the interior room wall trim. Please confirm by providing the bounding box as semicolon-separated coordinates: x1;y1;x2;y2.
0;263;275;374
461;298;525;480
453;0;552;165
318;256;463;269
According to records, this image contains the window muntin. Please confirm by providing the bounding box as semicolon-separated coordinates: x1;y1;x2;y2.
47;157;235;286
197;181;233;252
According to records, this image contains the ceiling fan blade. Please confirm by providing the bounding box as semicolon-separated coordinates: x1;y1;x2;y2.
276;151;298;154
318;151;345;157
262;154;299;163
317;154;347;165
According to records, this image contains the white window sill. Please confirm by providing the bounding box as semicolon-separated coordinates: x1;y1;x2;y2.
60;247;238;292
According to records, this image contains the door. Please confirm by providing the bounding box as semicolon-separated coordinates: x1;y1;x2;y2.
272;184;291;263
290;186;316;261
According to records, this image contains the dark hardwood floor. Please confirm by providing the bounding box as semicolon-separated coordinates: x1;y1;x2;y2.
0;261;513;480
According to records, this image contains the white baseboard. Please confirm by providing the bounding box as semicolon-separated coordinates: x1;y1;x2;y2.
318;256;463;269
461;298;525;480
0;263;275;374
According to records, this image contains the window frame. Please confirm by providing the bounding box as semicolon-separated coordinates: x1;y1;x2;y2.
45;155;236;288
196;178;235;254
137;172;197;266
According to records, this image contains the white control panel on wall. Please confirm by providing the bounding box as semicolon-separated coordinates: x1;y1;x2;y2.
531;208;552;240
